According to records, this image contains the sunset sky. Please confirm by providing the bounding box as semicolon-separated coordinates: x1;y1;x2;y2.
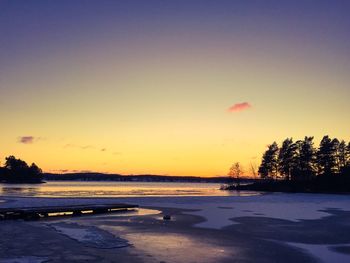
1;0;349;176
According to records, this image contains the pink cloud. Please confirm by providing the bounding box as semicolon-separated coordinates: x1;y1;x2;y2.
18;136;35;144
227;102;252;113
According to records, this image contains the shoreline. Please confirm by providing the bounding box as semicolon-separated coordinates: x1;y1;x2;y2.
224;179;350;195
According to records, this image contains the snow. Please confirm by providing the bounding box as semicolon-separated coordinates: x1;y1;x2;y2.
120;193;350;229
0;256;48;263
1;193;350;262
286;242;350;263
1;193;350;229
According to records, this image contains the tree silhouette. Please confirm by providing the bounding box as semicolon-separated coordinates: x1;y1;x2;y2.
228;162;242;187
317;136;338;175
231;135;350;193
258;142;279;180
298;136;316;180
5;155;29;171
1;156;43;183
341;142;350;176
337;140;348;172
250;162;258;178
278;138;297;180
258;135;349;182
29;163;42;176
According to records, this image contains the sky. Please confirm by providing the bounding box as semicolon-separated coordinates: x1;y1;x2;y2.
0;0;349;176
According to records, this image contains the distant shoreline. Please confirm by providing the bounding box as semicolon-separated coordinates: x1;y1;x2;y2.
42;172;239;184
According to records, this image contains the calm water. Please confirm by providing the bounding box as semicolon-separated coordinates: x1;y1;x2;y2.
0;181;257;198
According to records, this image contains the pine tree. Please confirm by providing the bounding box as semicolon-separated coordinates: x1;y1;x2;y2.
317;136;338;175
299;136;316;180
278;138;297;180
347;142;350;166
337;140;348;172
259;142;279;179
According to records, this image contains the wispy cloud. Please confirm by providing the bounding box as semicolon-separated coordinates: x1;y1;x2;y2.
227;102;252;113
18;136;35;144
81;145;94;150
48;169;94;173
64;144;95;150
49;169;69;173
64;143;116;155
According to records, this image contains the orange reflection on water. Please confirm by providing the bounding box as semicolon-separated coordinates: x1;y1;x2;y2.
114;231;232;263
0;181;251;197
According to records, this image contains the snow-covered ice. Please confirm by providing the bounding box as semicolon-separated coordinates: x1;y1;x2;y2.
286;242;350;263
49;222;129;248
0;256;48;263
1;193;350;229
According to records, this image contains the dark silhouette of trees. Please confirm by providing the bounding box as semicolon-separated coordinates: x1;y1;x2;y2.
260;135;350;181
346;142;350;167
317;136;338;175
258;142;279;180
340;142;350;176
0;156;43;183
274;137;316;181
5;155;29;171
259;135;350;180
278;138;297;181
29;163;42;175
295;136;316;180
0;167;9;181
337;140;348;173
225;135;350;193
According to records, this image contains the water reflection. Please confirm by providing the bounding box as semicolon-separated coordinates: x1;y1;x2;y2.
109;230;232;263
82;208;161;219
0;181;260;198
1;186;39;196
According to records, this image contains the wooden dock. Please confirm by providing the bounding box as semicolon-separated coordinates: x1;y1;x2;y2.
0;203;138;220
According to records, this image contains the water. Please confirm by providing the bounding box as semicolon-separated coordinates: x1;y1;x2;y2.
0;181;257;198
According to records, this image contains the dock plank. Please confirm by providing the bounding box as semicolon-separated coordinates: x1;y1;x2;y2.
0;203;138;220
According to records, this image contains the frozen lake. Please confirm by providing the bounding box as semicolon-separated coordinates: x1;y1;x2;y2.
0;181;259;198
1;192;350;263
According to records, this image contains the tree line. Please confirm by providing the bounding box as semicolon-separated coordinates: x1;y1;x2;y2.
0;155;43;183
258;135;350;181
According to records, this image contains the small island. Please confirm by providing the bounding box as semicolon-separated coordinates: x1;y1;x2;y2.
0;156;43;184
225;135;350;193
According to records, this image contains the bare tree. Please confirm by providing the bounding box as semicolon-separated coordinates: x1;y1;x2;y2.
250;162;257;179
228;162;242;187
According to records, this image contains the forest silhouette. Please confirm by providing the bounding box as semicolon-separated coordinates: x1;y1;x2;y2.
0;156;43;183
229;135;350;193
